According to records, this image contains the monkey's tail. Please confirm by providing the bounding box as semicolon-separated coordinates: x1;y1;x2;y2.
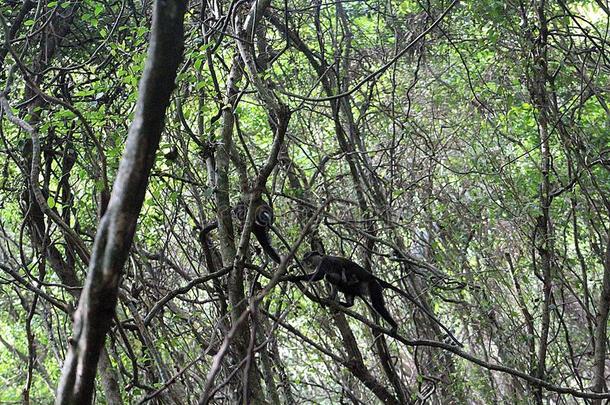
378;279;462;347
253;227;281;264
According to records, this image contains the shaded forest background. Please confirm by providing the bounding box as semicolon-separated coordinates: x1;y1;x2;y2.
1;0;610;403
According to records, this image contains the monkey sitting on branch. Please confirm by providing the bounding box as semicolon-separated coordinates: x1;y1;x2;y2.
232;198;281;264
283;251;460;345
200;197;281;264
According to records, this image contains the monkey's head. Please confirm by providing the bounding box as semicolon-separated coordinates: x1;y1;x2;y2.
254;203;273;228
232;199;274;229
302;251;323;269
232;202;247;222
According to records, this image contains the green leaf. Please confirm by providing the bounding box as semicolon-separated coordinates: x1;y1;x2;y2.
398;0;419;15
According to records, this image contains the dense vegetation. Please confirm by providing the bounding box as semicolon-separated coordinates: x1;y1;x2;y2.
1;0;610;403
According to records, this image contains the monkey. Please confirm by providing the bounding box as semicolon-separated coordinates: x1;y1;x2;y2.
284;251;398;332
199;198;281;264
232;198;281;264
284;251;461;345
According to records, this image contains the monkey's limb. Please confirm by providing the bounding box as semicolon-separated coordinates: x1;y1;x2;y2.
200;221;218;235
330;285;338;301
197;221;219;247
281;271;323;283
337;294;355;308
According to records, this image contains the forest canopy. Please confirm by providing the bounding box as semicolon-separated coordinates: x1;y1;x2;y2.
1;0;610;403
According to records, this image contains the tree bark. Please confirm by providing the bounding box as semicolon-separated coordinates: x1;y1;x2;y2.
592;239;610;401
55;1;187;403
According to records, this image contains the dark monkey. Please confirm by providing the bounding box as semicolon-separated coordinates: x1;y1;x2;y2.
284;251;398;332
200;198;281;264
232;198;281;264
285;252;461;344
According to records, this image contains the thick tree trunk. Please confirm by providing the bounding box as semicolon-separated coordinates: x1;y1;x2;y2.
55;1;187;402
